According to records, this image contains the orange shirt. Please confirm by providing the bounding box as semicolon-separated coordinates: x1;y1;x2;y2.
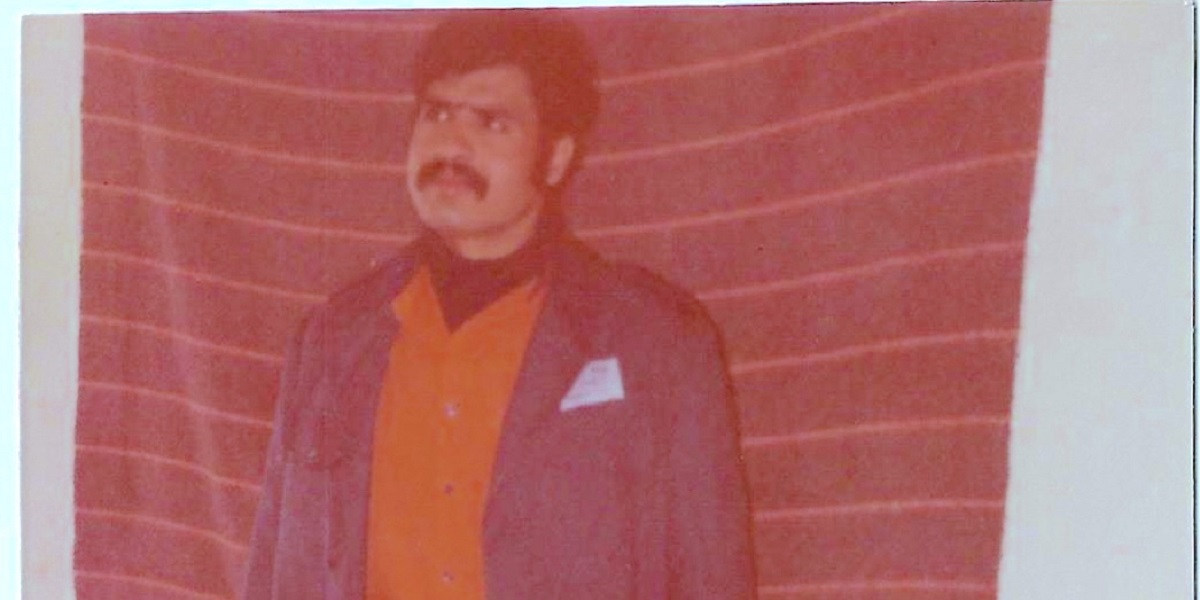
365;266;546;600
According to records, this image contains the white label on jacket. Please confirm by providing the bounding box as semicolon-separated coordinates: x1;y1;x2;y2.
559;357;625;412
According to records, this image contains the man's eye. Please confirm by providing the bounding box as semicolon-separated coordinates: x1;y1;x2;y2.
483;115;510;133
420;104;450;122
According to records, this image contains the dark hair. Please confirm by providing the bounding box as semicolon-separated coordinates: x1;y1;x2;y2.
412;10;601;145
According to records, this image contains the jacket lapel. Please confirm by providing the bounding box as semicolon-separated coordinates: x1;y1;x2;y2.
483;240;606;536
319;253;418;599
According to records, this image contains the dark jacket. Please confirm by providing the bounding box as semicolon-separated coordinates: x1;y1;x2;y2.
241;237;756;599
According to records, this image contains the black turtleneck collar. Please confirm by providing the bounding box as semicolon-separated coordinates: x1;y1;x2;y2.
418;211;564;331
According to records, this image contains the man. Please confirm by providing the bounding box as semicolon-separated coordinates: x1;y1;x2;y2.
243;10;755;599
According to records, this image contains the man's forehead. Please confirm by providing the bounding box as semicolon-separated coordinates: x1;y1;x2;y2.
421;64;537;110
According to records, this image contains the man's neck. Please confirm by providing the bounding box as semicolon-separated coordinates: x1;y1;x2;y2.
419;211;564;330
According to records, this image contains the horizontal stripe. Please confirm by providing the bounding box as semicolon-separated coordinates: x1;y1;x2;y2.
75;569;228;600
743;415;1009;448
735;341;1016;437
700;241;1023;301
579;150;1035;238
238;10;435;32
78;443;262;492
82;248;322;304
81;251;309;356
83;112;405;175
82;314;283;364
714;249;1024;366
745;426;1009;510
759;578;995;595
86;43;412;103
76;448;262;548
81;378;271;428
77;382;273;485
86;181;412;244
754;511;1003;582
78;327;279;422
755;498;1004;522
80;120;409;232
74;514;241;596
78;507;248;553
572;76;1045;229
602;6;915;87
591;59;1044;165
81;187;398;298
731;330;1018;375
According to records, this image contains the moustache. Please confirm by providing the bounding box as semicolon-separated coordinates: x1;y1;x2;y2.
416;160;489;199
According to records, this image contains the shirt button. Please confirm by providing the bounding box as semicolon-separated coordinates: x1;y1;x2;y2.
443;401;460;419
442;483;455;495
441;570;455;584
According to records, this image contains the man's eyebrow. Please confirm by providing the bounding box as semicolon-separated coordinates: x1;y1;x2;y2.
419;94;522;120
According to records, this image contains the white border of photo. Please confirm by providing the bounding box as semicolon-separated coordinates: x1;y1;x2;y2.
8;1;1196;598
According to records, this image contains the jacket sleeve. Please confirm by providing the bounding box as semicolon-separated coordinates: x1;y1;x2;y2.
239;315;313;599
666;314;757;598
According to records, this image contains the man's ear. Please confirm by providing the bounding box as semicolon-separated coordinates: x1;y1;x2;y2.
544;136;577;187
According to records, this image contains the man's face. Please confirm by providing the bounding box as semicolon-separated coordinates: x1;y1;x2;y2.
406;64;566;257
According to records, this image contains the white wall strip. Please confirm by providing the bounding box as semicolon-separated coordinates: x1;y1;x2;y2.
999;1;1194;598
21;14;83;600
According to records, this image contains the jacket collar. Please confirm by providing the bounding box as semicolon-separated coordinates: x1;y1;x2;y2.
344;233;606;346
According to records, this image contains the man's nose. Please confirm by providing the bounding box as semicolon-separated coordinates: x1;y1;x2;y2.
423;114;473;161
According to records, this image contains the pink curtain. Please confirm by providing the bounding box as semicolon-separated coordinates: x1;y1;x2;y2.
77;4;1050;598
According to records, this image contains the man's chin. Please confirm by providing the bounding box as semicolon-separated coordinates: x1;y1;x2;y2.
416;181;486;203
413;192;483;221
414;210;490;238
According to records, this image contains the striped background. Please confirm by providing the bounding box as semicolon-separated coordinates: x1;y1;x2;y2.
76;4;1051;598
